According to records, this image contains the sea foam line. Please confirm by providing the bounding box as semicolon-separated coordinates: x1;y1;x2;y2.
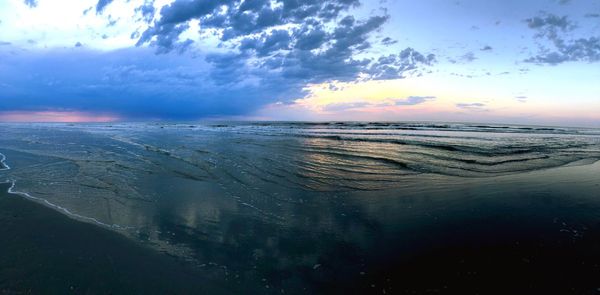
4;180;133;230
0;152;9;170
0;152;132;231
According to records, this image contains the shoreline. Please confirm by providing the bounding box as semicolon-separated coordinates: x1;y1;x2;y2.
2;148;600;293
1;146;598;230
4;179;134;230
0;181;227;294
0;151;132;230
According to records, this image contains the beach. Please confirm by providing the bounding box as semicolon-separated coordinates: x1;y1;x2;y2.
0;181;226;294
3;0;599;292
0;122;599;294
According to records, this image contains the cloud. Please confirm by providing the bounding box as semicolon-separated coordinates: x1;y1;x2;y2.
585;13;600;18
239;29;291;57
23;0;37;8
381;37;397;46
526;37;600;65
524;12;600;64
96;0;114;14
0;0;437;120
321;95;435;112
367;48;436;80
480;45;493;51
137;0;435;84
456;102;487;111
448;52;477;64
322;102;371;112
107;15;118;27
135;0;156;23
525;13;572;31
395;96;436;105
0;46;302;119
137;22;194;54
460;52;477;62
515;96;528;102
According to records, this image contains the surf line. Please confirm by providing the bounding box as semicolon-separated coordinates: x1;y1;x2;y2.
0;152;133;231
0;152;9;170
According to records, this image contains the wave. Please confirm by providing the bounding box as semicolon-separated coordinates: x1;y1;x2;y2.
301;146;553;167
1;123;599;207
292;133;590;156
225;122;598;135
3;180;133;230
0;151;134;231
0;152;9;170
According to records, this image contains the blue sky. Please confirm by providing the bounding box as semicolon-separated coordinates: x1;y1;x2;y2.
0;0;599;126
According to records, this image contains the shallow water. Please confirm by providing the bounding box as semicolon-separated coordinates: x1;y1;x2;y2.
1;122;600;293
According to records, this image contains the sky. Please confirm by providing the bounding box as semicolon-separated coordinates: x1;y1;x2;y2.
0;0;599;126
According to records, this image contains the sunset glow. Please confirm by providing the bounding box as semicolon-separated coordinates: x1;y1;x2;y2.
0;111;120;123
0;0;598;125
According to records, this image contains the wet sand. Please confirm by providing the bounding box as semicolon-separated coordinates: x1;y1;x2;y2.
0;182;226;294
1;161;600;294
339;160;600;294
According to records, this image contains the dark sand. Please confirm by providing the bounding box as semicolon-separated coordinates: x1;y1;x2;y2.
0;182;226;295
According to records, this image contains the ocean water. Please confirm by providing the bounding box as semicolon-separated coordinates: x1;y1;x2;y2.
1;122;600;293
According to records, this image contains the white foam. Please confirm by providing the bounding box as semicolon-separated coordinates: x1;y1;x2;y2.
0;152;9;170
3;180;133;230
0;151;133;231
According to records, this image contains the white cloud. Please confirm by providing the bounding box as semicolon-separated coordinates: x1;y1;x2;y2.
0;0;172;50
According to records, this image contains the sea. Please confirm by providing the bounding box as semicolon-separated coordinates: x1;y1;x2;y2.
1;122;599;293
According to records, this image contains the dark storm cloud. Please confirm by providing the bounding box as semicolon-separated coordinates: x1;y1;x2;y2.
96;0;114;14
0;46;300;119
0;0;436;120
525;13;600;64
204;52;249;84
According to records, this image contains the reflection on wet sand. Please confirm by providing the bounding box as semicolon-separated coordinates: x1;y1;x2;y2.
0;122;599;293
